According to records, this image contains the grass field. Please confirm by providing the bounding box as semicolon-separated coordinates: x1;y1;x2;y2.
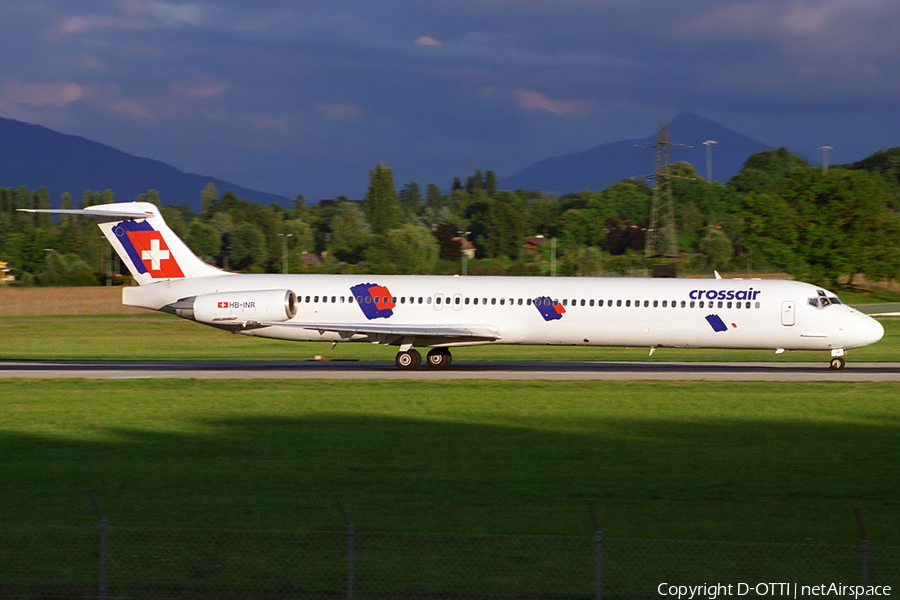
2;313;899;595
0;314;898;541
1;378;899;544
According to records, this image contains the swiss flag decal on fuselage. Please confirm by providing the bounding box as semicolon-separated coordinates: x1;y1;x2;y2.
126;230;185;278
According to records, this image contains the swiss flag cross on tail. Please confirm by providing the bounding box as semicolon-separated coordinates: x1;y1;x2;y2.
126;230;185;278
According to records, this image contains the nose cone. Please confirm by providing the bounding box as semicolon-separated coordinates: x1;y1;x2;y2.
849;313;884;348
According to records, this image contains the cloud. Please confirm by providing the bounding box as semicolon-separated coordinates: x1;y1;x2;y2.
511;88;595;117
2;80;86;107
415;36;441;47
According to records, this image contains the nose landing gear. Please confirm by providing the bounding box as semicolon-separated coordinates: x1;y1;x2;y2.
829;349;846;370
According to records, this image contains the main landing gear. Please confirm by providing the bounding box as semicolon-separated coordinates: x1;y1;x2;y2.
395;348;453;370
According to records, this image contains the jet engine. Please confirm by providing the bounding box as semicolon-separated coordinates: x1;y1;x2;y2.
169;289;297;327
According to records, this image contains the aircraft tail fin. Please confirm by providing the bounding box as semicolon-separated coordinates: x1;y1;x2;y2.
21;202;224;285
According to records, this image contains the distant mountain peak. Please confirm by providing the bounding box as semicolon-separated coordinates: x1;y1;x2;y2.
0;115;290;210
500;112;772;194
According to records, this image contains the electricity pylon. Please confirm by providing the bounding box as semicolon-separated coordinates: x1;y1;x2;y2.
642;124;681;258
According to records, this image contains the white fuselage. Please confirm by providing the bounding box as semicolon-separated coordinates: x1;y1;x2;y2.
123;273;884;353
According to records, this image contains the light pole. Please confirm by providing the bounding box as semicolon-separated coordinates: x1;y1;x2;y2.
458;230;470;276
278;233;293;274
703;140;717;182
819;146;833;174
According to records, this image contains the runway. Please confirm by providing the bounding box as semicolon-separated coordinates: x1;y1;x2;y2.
2;359;899;381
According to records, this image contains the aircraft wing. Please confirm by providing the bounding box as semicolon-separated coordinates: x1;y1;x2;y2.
260;320;501;345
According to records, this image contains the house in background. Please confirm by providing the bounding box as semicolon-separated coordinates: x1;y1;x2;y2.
0;260;15;284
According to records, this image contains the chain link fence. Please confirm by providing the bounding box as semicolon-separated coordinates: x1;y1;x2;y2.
1;491;898;599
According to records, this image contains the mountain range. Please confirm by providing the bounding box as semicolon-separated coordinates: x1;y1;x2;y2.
0;116;291;211
2;112;772;210
499;112;772;194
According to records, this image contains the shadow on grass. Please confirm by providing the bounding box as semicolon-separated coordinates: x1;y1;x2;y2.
2;411;899;544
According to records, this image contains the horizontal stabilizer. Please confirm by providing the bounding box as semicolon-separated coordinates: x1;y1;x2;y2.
19;206;156;220
21;202;223;284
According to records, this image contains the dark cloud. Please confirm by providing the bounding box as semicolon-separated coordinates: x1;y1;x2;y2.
2;0;899;200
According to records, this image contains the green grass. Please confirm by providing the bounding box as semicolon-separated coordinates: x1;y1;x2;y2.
1;313;898;362
2;322;899;596
1;380;898;543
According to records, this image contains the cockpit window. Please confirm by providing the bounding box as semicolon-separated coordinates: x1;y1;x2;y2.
808;289;842;309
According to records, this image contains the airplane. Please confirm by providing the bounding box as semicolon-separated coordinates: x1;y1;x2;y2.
22;201;884;371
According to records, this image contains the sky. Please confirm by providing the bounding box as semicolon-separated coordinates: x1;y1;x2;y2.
2;0;900;202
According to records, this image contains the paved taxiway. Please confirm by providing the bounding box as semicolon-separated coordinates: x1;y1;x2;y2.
1;360;899;381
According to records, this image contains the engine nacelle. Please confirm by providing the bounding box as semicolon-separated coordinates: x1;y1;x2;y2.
171;289;297;327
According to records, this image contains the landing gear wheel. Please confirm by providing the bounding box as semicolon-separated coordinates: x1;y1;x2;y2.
395;349;422;370
426;348;453;369
829;356;845;371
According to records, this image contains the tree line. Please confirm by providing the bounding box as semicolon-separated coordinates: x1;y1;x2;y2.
1;146;899;289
